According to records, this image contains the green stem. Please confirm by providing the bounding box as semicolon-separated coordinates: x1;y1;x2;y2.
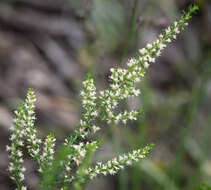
121;0;140;64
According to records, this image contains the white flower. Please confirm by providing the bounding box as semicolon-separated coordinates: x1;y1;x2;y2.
21;186;27;190
93;125;100;133
146;44;152;49
139;48;146;54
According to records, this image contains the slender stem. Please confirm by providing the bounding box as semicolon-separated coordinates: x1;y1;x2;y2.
121;0;140;64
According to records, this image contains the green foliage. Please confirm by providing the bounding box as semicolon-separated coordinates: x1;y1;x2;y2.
188;4;199;14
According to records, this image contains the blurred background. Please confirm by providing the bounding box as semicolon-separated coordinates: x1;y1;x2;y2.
0;0;211;189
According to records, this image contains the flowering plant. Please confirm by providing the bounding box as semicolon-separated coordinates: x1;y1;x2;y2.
6;4;198;190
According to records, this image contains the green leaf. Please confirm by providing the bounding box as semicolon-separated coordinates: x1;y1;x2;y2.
188;4;199;14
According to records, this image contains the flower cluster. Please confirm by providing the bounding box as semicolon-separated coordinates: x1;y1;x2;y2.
6;4;198;190
23;89;42;162
64;141;99;184
107;109;143;124
98;5;198;125
7;90;56;190
75;75;99;140
7;102;26;190
39;133;56;173
82;144;154;180
63;142;88;183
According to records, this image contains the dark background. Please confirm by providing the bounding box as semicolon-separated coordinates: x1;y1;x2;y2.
0;0;211;189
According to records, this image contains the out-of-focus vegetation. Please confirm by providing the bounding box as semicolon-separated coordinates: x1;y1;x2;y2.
0;0;211;190
197;184;211;190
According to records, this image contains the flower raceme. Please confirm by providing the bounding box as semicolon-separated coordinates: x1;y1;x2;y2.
6;5;198;190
